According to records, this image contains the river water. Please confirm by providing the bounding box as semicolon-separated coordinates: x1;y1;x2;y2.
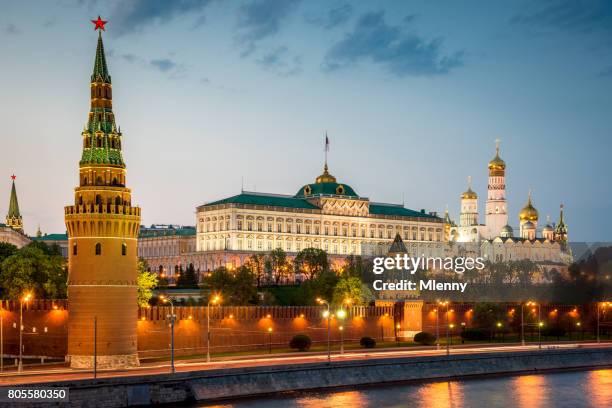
199;368;612;408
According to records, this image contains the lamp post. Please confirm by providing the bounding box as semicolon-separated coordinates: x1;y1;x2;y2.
537;303;542;350
18;292;32;373
159;295;176;374
521;302;525;346
435;307;440;350
445;302;451;355
207;294;221;363
268;327;273;354
396;324;401;346
317;298;331;363
337;307;347;355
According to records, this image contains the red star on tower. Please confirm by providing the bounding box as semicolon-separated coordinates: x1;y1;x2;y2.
10;174;16;180
91;16;107;31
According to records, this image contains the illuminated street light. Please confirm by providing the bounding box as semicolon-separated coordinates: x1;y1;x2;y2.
159;295;176;374
268;327;273;354
18;292;33;373
207;294;221;363
317;297;331;363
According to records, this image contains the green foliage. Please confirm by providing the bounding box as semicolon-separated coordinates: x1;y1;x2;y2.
245;254;266;287
268;248;289;284
27;241;62;257
289;334;312;351
332;276;374;306
294;247;329;279
137;258;158;307
360;336;376;348
0;242;17;262
413;331;436;345
0;246;66;300
472;303;506;331
177;263;199;288
206;266;257;305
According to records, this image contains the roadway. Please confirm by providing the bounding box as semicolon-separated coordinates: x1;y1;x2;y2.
1;342;611;386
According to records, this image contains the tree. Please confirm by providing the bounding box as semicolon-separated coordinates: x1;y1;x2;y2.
204;266;257;305
0;242;17;262
27;241;62;257
0;246;66;299
294;247;329;279
137;258;158;307
177;263;198;288
245;254;266;287
332;276;373;306
268;248;289;285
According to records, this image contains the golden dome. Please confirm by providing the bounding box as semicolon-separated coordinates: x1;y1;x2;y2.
519;193;539;222
461;176;477;199
315;164;337;184
461;187;478;200
488;151;506;171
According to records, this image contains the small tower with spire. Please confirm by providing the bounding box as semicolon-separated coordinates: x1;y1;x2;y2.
5;175;23;233
554;204;568;244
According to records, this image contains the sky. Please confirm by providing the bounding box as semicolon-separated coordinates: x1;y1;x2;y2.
1;0;611;242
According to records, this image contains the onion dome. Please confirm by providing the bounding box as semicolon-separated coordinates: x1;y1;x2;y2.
519;192;539;222
500;224;513;238
461;176;477;199
461;187;478;200
542;224;553;233
488;140;506;175
295;164;358;198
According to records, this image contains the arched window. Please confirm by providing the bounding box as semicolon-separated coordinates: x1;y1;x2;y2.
95;243;102;255
121;243;127;256
73;244;77;256
115;196;121;205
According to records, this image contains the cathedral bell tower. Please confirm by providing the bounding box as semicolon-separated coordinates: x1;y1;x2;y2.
484;139;508;239
64;17;141;369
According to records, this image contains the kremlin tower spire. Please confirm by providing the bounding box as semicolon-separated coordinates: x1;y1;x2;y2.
64;18;141;369
6;175;23;233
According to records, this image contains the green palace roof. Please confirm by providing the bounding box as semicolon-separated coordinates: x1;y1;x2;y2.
295;182;359;198
202;192;319;210
200;192;440;220
139;227;196;238
32;233;68;241
370;203;439;219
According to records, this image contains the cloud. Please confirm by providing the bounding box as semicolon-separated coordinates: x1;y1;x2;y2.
322;11;464;77
256;46;302;76
305;4;353;29
150;58;177;72
235;0;301;56
512;1;612;34
5;23;20;35
109;0;213;36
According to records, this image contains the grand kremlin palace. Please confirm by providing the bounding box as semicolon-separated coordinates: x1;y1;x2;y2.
138;162;445;277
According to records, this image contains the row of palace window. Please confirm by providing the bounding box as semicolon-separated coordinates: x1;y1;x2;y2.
72;243;128;256
204;221;441;241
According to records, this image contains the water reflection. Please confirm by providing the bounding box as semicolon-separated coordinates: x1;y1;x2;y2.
198;369;612;408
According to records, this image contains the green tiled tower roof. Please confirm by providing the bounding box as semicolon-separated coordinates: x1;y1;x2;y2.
92;31;111;83
7;179;20;218
80;30;124;167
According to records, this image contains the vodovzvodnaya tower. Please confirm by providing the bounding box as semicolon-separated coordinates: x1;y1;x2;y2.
64;18;141;368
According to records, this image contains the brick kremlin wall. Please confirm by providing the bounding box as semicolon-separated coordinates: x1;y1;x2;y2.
1;300;605;359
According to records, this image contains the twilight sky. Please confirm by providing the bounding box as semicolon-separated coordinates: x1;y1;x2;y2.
1;0;611;241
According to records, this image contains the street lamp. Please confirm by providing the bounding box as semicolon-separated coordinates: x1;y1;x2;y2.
597;302;611;343
396;323;401;346
18;292;33;373
207;294;221;363
268;327;273;354
159;295;176;374
437;301;450;355
317;297;331;363
337;308;347;355
434;307;440;350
